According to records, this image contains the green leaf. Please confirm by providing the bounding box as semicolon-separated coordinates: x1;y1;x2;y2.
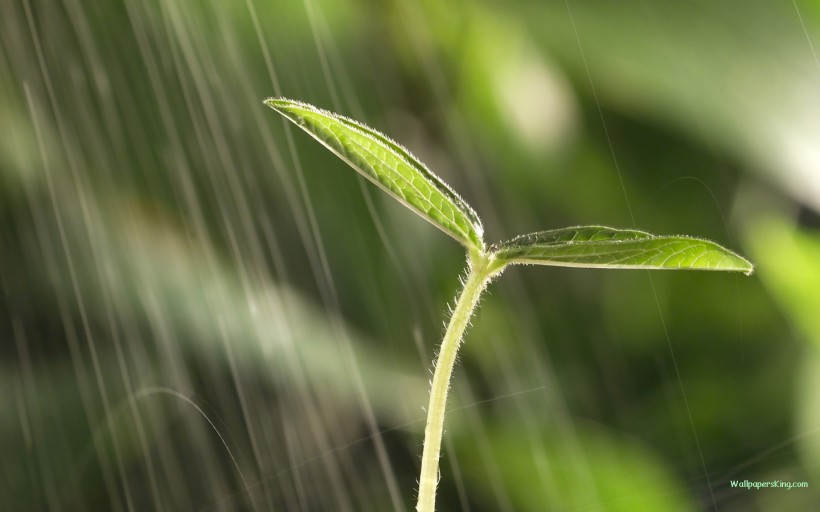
265;98;484;250
492;226;753;274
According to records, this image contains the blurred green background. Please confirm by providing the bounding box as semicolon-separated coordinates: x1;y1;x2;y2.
2;0;819;510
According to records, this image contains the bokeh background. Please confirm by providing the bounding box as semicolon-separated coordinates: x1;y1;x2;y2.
2;0;820;510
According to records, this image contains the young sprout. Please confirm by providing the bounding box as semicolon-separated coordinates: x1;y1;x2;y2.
265;98;753;512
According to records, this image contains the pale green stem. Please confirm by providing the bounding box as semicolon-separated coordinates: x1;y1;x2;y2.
416;253;499;512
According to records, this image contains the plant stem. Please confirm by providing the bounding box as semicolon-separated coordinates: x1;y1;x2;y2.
416;254;496;512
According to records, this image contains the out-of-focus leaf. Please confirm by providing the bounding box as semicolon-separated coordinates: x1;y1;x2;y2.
493;225;753;274
745;217;820;342
8;179;425;425
745;215;820;495
517;0;820;213
454;421;696;512
266;98;484;250
454;7;579;157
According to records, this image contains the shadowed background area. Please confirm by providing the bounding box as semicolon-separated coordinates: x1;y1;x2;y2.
1;0;819;510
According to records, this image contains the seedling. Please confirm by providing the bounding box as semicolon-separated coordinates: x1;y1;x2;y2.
265;98;753;512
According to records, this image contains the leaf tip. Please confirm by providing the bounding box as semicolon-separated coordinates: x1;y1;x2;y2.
719;250;754;275
264;97;294;111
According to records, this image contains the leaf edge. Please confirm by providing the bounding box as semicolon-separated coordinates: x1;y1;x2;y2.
264;97;485;251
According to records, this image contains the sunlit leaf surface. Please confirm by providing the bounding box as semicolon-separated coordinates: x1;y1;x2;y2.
266;98;484;250
493;226;753;274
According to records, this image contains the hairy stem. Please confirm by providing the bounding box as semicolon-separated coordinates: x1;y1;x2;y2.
416;254;497;512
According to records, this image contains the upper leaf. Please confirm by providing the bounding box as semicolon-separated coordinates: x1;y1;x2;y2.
492;226;753;275
265;98;484;250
